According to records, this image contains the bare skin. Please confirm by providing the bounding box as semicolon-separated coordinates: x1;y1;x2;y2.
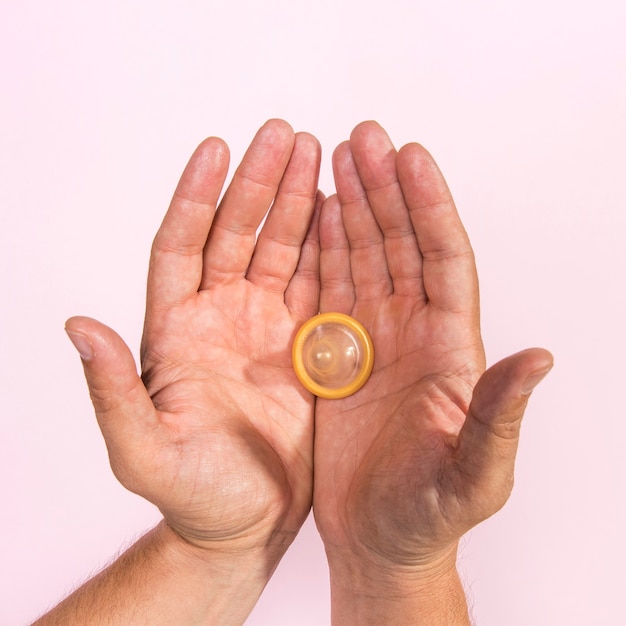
37;120;552;625
313;122;553;624
42;120;322;625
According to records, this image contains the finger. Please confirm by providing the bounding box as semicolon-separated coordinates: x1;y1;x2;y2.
65;316;158;476
147;137;230;310
348;121;424;299
319;194;355;314
284;190;323;319
332;141;392;301
247;132;321;294
201;119;295;288
453;348;554;517
396;143;478;315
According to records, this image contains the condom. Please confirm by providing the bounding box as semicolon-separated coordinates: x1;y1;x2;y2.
292;312;374;399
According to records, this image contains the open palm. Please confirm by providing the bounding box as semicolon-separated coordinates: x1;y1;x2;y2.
67;120;321;552
314;122;552;569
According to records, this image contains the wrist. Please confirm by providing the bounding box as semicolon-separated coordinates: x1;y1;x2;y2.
326;540;459;591
157;517;290;585
149;520;292;623
324;542;470;625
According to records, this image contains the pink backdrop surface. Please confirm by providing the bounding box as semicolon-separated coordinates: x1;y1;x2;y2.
2;1;624;623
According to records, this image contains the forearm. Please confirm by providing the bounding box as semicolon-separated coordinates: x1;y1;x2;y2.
33;520;284;626
326;544;470;626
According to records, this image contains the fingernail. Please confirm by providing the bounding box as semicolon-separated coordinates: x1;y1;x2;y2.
521;366;552;395
65;330;94;361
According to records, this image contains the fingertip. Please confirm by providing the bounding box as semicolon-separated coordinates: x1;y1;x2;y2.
64;317;132;367
189;137;230;177
64;316;111;342
65;318;94;361
501;347;554;392
65;314;95;328
331;143;361;198
518;348;554;395
349;120;385;142
521;346;555;368
396;143;451;206
176;137;231;205
332;140;352;167
194;135;229;157
294;131;321;153
292;132;322;179
65;316;106;360
397;142;437;172
264;117;293;130
260;118;296;142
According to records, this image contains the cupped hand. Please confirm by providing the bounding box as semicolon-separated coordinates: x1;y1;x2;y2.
66;120;321;554
313;122;553;572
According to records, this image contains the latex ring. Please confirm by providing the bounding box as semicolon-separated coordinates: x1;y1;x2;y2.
292;312;374;399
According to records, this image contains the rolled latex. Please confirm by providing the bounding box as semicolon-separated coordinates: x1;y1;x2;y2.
292;312;374;399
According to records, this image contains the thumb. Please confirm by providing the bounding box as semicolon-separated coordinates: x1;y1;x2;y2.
65;316;156;458
455;348;553;514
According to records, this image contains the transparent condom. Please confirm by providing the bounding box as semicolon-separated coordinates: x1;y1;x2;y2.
292;312;374;399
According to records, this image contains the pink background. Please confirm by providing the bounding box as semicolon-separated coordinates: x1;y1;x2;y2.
2;1;624;623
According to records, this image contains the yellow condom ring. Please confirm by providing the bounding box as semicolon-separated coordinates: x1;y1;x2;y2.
292;312;374;399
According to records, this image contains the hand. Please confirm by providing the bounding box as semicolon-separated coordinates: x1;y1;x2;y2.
66;120;321;557
313;122;553;582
